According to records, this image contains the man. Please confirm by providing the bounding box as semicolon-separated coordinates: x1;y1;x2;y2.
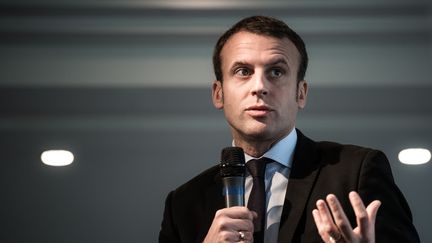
159;16;420;243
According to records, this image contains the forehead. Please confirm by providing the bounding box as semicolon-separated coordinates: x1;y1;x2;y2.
220;31;300;69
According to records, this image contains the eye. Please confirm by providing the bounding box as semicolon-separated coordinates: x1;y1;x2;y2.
268;68;284;78
234;67;252;77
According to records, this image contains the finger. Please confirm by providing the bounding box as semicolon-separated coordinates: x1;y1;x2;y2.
312;208;322;226
215;207;254;221
312;208;323;233
216;219;254;242
366;200;381;226
219;230;245;242
237;230;254;242
326;194;353;241
348;191;368;236
312;208;328;241
316;199;340;240
206;208;254;243
250;210;258;220
228;218;254;232
316;199;333;226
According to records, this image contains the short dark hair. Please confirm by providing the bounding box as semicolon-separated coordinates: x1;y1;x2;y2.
212;15;308;83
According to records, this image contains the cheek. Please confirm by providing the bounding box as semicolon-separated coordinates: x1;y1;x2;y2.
222;85;242;105
223;96;240;113
278;91;299;114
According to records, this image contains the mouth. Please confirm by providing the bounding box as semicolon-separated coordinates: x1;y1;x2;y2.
245;105;273;117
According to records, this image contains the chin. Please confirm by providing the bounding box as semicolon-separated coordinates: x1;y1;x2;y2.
242;127;274;140
230;121;274;140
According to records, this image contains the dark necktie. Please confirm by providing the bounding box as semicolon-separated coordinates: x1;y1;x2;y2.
246;158;270;243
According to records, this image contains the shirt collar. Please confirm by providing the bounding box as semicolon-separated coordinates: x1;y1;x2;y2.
234;128;297;169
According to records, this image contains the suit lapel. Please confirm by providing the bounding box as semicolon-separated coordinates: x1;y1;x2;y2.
277;130;322;243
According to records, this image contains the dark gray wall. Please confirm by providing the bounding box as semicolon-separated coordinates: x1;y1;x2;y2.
1;1;431;242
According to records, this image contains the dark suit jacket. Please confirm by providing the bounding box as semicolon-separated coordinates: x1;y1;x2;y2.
159;130;420;242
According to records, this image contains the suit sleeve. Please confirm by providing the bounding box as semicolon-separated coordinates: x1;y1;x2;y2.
159;191;180;243
358;149;420;242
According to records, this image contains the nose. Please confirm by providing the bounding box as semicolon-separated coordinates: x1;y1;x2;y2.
251;71;268;96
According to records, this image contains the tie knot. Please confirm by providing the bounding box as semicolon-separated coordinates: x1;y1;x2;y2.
246;158;271;178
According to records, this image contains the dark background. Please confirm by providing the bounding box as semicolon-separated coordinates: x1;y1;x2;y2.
1;0;431;242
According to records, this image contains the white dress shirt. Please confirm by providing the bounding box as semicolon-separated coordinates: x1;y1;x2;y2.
235;128;297;243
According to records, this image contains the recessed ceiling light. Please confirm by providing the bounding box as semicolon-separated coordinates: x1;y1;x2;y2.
398;148;431;165
41;150;74;166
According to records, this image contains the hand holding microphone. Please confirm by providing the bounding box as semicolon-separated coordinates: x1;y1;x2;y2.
203;147;256;243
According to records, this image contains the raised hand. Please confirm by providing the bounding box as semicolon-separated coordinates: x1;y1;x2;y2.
312;191;381;243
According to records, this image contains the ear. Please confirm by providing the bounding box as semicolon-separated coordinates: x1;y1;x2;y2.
212;80;224;109
297;80;308;109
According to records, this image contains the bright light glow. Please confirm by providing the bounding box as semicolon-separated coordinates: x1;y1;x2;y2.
41;150;74;166
398;148;431;165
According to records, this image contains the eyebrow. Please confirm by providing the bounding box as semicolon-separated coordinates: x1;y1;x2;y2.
266;58;288;67
229;61;252;73
228;58;289;73
231;61;250;67
231;58;288;68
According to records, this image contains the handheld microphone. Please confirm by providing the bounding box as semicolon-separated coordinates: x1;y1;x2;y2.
220;147;246;207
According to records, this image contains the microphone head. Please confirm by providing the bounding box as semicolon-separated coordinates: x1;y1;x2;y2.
220;147;245;177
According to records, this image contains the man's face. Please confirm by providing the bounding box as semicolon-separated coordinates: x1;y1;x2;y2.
212;31;308;144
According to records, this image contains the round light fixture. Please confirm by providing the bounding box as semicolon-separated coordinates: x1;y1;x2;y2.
41;150;74;166
398;148;431;165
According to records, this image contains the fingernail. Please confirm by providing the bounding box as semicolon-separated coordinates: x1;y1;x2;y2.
327;194;336;203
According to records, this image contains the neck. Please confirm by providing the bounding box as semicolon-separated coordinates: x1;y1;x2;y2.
235;140;272;158
233;129;293;158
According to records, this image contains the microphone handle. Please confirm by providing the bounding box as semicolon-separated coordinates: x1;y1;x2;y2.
222;176;245;207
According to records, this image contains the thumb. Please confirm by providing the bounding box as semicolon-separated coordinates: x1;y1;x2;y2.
251;210;258;220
